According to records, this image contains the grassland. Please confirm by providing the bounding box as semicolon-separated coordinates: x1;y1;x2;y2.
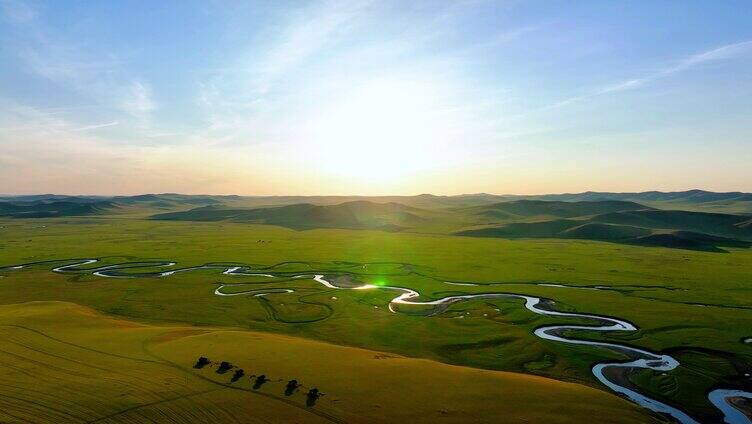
1;214;751;421
0;301;657;423
149;198;752;251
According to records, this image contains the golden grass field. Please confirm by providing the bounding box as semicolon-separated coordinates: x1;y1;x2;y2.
0;301;661;423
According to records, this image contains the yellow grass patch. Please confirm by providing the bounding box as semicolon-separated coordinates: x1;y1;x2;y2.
0;301;660;423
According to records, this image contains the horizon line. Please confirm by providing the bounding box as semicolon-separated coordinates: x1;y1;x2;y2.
1;188;750;198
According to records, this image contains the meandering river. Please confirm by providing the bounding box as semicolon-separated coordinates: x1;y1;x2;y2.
3;259;751;424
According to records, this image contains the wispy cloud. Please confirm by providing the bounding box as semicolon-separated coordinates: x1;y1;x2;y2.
194;0;521;150
71;121;119;132
195;0;375;145
549;40;752;109
662;40;752;75
4;4;157;125
120;81;155;117
0;102;108;134
252;0;373;95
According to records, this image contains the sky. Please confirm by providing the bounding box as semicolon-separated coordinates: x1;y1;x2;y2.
1;0;751;196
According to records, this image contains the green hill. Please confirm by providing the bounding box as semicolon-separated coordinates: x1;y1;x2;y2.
634;231;752;252
458;219;581;238
0;200;115;218
561;222;651;240
531;189;752;203
590;210;752;239
151;200;428;231
5;193;752;252
510;189;752;214
463;200;650;221
456;207;752;251
111;193;228;209
457;220;649;241
4;189;751;213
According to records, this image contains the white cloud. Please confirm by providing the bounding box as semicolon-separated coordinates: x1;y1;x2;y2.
666;40;752;74
6;11;157;124
121;81;155;117
550;39;752;108
194;0;521;152
251;0;373;94
71;121;119;132
193;0;377;147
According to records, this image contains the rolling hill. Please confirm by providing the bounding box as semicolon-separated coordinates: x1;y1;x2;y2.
531;189;752;203
588;210;752;239
512;189;752;214
462;200;651;221
457;208;752;252
0;301;655;424
3;189;751;213
0;200;115;218
457;220;649;240
3;192;752;251
112;193;229;209
151;200;429;230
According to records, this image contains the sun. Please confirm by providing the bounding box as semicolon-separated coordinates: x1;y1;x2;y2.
303;78;453;185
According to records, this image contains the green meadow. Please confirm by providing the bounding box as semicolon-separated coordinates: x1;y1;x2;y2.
1;213;750;422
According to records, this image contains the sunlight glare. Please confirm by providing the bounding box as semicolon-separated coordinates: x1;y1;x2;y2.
305;78;453;184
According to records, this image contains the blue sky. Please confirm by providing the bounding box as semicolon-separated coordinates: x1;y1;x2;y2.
1;0;751;195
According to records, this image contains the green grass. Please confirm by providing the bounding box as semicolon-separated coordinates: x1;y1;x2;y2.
457;207;752;251
459;199;651;219
0;216;750;420
6;194;752;251
151;200;437;231
0;301;657;423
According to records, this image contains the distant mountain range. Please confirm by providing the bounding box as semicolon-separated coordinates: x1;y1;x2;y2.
508;189;752;203
1;190;751;252
2;189;751;210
